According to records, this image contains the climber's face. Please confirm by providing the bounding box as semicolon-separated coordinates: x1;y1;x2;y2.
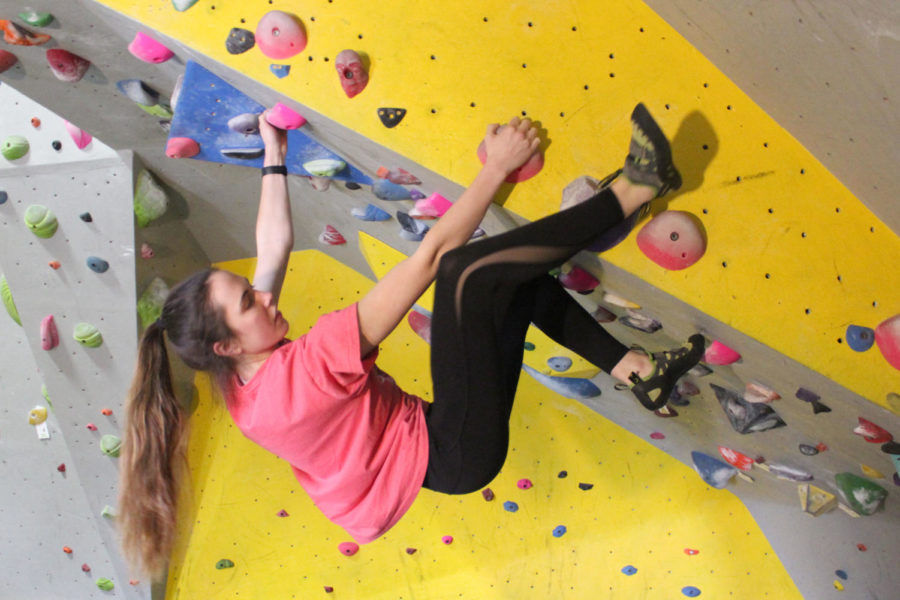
207;270;289;358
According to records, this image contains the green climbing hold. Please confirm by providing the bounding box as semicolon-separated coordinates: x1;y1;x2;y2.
303;158;346;177
95;577;114;591
523;342;536;351
172;0;200;11
100;434;121;458
101;505;116;519
834;472;887;516
216;559;235;569
134;169;169;227
137;277;170;329
41;384;53;408
1;275;22;326
73;322;103;348
24;204;58;238
2;135;29;160
18;11;54;27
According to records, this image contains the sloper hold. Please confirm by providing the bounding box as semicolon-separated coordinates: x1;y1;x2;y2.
547;356;573;372
704;340;741;365
711;384;786;434
41;315;59;350
522;364;601;400
558;265;599;293
717;446;754;471
221;147;263;160
834;472;887;516
351;204;391;221
875;314;900;370
225;28;255;55
266;102;306;129
270;64;290;78
256;11;307;59
2;135;29;160
165;137;200;158
373;179;411;200
0;49;18;73
46;49;91;82
691;451;737;488
100;434;121;457
378;108;406;128
128;32;174;64
336;50;368;98
116;79;159;106
846;325;875;352
798;483;837;516
853;417;893;443
636;210;706;270
765;463;813;482
64;121;92;149
24;205;58;238
73;323;103;348
477;132;544;183
86;257;109;274
0;20;51;46
303;159;346;177
227;113;260;135
744;381;780;403
1;275;22;326
172;0;199;11
134;169;169;227
407;308;432;344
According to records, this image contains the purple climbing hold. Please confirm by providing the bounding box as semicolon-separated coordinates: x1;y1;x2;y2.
558;471;568;478
846;325;875;352
409;188;426;200
482;488;494;501
795;387;831;414
406;547;417;555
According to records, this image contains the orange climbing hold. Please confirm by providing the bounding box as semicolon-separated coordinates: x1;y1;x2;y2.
63;546;73;554
718;446;754;471
0;20;51;45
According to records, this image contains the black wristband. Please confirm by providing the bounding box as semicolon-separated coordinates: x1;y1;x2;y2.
261;165;288;177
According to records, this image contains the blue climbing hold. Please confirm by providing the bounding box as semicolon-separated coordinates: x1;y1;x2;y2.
503;501;519;513
351;203;391;221
691;451;737;489
0;191;7;204
373;178;411;200
835;569;847;580
846;325;875;352
547;356;573;372
552;525;566;538
86;257;109;274
522;364;601;400
621;565;637;576
270;64;291;78
682;586;701;597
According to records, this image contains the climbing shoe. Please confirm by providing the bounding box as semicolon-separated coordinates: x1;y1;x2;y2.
629;334;705;411
623;103;682;198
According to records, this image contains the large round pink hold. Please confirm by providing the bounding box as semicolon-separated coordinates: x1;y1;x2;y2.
875;314;900;371
636;211;706;270
476;138;543;183
128;32;174;64
256;11;307;59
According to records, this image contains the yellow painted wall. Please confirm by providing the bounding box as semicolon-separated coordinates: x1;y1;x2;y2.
165;249;799;599
96;0;900;407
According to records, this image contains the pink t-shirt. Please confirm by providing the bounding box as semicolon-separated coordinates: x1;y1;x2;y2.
224;303;429;543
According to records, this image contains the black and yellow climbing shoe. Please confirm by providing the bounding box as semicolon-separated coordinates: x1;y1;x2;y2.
623;102;682;198
630;334;705;411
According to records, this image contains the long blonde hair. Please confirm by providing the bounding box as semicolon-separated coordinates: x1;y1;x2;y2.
118;268;235;580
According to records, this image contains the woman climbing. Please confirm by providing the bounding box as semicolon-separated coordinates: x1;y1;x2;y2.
119;104;704;579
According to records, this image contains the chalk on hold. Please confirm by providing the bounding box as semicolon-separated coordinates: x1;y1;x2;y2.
591;305;616;323
503;501;518;512
691;451;737;488
1;276;22;326
798;483;837;516
266;103;306;129
547;356;572;372
637;210;706;270
338;542;359;556
73;323;103;348
165;137;200;158
409;189;426;200
117;79;159;106
64;121;92;149
351;204;391;221
172;0;199;11
717;446;754;471
215;559;235;570
24;205;58;238
0;20;51;45
744;381;780;404
308;177;331;191
378;167;421;185
138;277;170;329
558;265;599;293
834;472;887;516
704;340;740;365
318;225;346;245
18;10;54;27
100;435;121;457
712;384;785;433
853;417;893;443
409;192;452;219
373;179;412;201
134;169;169;227
620;309;663;333
335;49;369;98
41;315;59;350
227;113;260;135
96;578;114;591
225;28;255;54
86;257;109;274
378;108;407;128
477;133;544;182
795;387;831;414
256;11;307;59
303;159;346;177
46;49;90;82
28;406;48;425
655;405;678;418
875;314;900;370
2;135;29;160
0;49;18;73
397;211;430;241
846;325;875;352
517;479;533;490
128;32;174;63
270;64;290;78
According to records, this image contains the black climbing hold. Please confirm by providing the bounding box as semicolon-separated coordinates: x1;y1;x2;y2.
52;140;62;151
345;181;361;190
881;441;900;455
712;384;786;433
378;107;407;128
79;212;92;223
796;387;831;414
221;147;264;160
558;470;568;478
225;28;255;54
0;191;7;204
835;569;848;580
578;483;593;490
668;387;690;407
799;444;819;456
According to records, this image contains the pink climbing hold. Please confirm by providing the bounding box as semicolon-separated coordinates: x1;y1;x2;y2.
64;121;92;149
377;166;420;185
335;49;368;98
338;542;359;556
128;32;174;64
744;381;780;403
86;423;98;431
318;225;346;245
265;102;306;129
165;137;200;158
0;49;17;73
255;11;307;59
636;210;706;270
718;446;755;471
477;135;543;183
41;315;59;350
409;192;452;219
650;431;665;440
875;314;900;371
517;478;533;490
407;309;432;344
441;535;453;545
46;49;91;83
140;243;154;259
558;265;599;293
704;340;741;366
853;417;893;444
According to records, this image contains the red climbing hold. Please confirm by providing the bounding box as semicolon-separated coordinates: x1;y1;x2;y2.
86;423;98;431
324;586;334;593
63;546;73;554
0;20;51;46
101;408;113;416
407;309;432;344
636;210;706;270
718;446;755;471
165;137;200;158
482;488;494;501
128;32;174;64
338;542;359;556
558;265;600;293
46;49;91;83
875;314;900;371
0;49;17;73
335;49;368;98
857;543;867;552
477;134;543;183
81;563;91;573
256;11;307;59
704;340;741;365
318;225;346;245
57;463;66;473
31;117;41;128
853;417;893;444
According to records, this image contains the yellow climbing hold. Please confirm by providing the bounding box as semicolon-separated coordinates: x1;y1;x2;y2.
834;580;844;591
797;483;836;517
28;406;48;425
860;464;884;479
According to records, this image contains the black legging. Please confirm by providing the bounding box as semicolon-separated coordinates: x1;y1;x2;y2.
423;187;630;494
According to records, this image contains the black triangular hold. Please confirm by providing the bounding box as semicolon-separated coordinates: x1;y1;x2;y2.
378;107;407;128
